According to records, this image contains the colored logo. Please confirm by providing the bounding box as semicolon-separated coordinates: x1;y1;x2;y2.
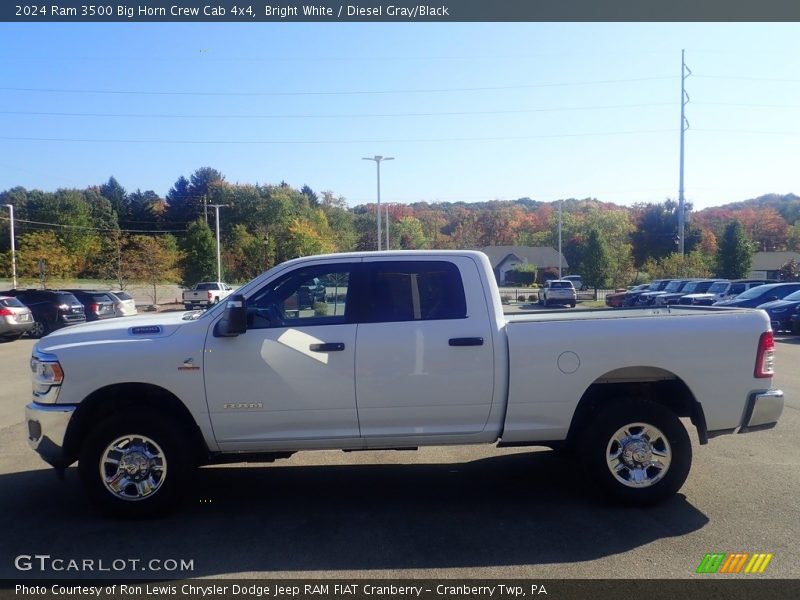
696;552;773;574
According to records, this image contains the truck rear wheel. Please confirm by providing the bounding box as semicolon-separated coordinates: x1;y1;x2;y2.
79;410;192;517
580;398;691;506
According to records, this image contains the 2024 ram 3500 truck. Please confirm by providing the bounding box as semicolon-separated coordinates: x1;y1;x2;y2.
26;251;784;516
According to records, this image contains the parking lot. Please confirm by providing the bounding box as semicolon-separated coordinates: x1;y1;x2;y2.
0;333;798;579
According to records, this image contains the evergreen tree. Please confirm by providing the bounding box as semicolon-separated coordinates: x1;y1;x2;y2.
581;228;611;298
183;219;217;286
716;220;753;279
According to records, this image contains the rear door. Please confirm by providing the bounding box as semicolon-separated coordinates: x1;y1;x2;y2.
354;256;495;442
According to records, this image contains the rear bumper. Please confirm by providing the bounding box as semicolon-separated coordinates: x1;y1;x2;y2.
0;320;33;336
25;402;76;469
740;389;784;433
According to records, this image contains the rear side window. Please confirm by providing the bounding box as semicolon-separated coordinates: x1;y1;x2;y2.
363;261;466;323
0;297;25;308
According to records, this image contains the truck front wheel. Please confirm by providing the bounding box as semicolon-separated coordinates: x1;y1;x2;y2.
580;398;691;506
79;410;192;517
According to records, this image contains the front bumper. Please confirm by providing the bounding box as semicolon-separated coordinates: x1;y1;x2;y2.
26;403;76;469
740;389;784;433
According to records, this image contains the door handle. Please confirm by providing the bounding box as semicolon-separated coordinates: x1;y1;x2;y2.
309;342;345;352
449;337;484;347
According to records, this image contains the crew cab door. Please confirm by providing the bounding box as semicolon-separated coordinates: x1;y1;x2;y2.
354;257;495;442
204;259;361;450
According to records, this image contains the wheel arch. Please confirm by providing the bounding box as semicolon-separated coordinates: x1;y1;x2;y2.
63;383;210;465
566;366;708;448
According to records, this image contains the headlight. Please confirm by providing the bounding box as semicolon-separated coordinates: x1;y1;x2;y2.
30;350;64;401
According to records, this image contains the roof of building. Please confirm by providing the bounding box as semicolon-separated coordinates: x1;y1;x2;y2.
479;245;568;270
751;251;800;270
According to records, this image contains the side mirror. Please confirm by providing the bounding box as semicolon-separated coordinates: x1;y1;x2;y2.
214;294;247;337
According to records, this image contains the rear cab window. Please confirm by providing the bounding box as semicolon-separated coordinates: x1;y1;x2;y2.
361;260;467;323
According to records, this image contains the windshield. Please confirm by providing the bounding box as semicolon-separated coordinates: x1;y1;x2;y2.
736;285;775;300
707;282;729;293
681;281;700;294
194;283;217;290
782;290;800;302
664;281;684;292
549;281;574;289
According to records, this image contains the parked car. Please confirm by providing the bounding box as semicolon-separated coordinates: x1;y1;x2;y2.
636;279;680;305
653;279;704;306
791;312;800;334
107;291;137;317
562;275;584;291
672;280;724;305
65;290;116;322
298;277;327;309
623;282;661;306
1;289;85;338
757;289;800;332
605;284;649;308
683;279;774;306
540;279;577;307
0;295;34;341
714;282;800;309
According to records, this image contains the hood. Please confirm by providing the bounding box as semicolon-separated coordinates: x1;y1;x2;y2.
37;311;199;352
683;293;714;300
758;299;800;312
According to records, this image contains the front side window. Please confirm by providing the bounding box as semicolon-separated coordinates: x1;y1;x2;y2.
362;261;466;323
247;264;352;328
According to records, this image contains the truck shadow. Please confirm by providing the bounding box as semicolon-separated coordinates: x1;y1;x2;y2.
0;451;708;577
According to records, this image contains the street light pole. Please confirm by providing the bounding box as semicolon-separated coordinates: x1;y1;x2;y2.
209;204;225;282
386;203;390;250
4;204;17;289
362;155;394;251
558;200;563;279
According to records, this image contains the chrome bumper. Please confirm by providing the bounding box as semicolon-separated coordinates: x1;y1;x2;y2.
740;389;784;433
26;403;76;469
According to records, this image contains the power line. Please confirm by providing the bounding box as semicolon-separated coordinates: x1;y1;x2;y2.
0;102;674;120
0;129;675;145
0;76;676;97
0;215;185;233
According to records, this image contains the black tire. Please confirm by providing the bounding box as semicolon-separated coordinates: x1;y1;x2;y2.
79;410;193;518
29;319;48;339
570;302;576;308
579;398;691;506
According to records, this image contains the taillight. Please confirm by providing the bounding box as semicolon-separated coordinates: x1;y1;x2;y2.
89;303;99;313
208;291;213;301
0;308;12;316
754;331;775;378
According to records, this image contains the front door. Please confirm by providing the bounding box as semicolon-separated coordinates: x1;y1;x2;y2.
204;260;361;450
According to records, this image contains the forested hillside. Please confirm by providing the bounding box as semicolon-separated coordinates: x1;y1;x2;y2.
1;167;799;288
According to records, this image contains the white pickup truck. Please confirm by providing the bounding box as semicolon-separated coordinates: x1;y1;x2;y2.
25;251;784;516
182;281;233;310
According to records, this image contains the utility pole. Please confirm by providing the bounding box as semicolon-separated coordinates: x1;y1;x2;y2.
3;204;17;289
558;200;563;278
209;204;225;282
386;204;390;250
203;194;208;225
678;49;691;256
362;155;394;250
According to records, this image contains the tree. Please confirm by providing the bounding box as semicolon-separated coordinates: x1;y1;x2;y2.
581;229;611;298
716;220;753;279
17;231;74;285
100;176;129;225
96;228;137;290
778;259;800;282
182;219;217;286
127;235;182;305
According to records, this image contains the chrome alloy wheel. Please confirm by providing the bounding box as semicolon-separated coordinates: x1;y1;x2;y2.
99;435;167;501
606;422;671;488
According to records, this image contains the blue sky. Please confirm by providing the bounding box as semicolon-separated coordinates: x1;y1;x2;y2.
0;22;798;210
